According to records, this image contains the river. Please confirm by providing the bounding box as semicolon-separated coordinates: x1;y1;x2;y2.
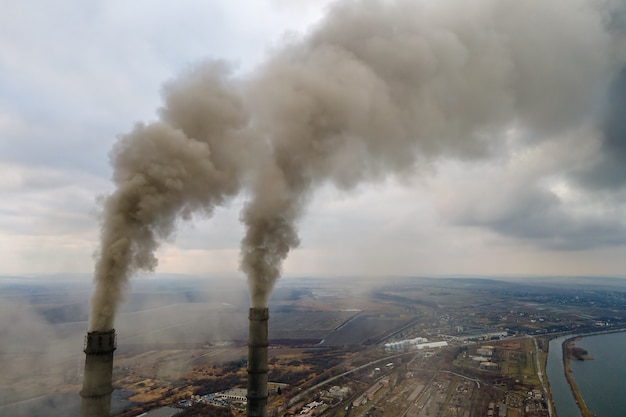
568;331;626;416
546;335;581;417
546;331;626;417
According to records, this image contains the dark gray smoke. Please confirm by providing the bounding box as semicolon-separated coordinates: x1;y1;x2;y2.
90;0;624;328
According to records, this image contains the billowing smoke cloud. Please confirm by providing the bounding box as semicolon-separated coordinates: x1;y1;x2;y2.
89;63;252;330
90;0;624;329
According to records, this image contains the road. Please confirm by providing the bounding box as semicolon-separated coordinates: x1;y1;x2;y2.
440;370;481;389
531;336;554;417
287;351;415;407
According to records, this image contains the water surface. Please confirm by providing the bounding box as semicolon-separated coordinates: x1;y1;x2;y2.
569;331;626;417
546;335;581;417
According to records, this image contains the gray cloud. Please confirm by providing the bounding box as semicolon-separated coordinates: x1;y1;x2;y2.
457;186;626;250
440;130;626;251
576;66;626;189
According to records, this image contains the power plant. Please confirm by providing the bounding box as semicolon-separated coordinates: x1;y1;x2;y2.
78;311;269;416
247;307;269;417
80;329;116;417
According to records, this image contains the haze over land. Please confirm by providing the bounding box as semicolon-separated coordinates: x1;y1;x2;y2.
3;274;626;416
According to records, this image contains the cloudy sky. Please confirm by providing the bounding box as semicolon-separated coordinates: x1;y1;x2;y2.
2;0;626;280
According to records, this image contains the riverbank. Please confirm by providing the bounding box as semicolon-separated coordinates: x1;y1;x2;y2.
562;337;595;417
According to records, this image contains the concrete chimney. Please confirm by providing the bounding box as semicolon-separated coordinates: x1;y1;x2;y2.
80;329;116;417
247;308;269;417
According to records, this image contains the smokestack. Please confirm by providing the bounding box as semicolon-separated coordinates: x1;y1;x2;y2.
247;308;269;417
80;329;116;417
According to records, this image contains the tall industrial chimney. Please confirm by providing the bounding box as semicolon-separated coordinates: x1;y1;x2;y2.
80;329;116;417
247;308;269;417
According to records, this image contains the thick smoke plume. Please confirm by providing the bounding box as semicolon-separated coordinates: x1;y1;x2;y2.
89;64;251;330
90;0;624;329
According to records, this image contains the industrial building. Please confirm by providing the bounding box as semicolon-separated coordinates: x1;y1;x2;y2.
352;378;390;407
416;341;448;349
477;346;494;356
384;337;448;352
480;362;499;371
384;337;428;350
450;330;508;342
217;388;247;402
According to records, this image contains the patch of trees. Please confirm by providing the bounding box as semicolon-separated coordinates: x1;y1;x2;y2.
270;339;323;346
177;403;233;417
192;374;243;395
221;358;247;373
268;367;312;385
569;346;589;360
305;353;344;374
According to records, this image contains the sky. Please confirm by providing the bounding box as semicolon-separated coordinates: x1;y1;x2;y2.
2;0;626;280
